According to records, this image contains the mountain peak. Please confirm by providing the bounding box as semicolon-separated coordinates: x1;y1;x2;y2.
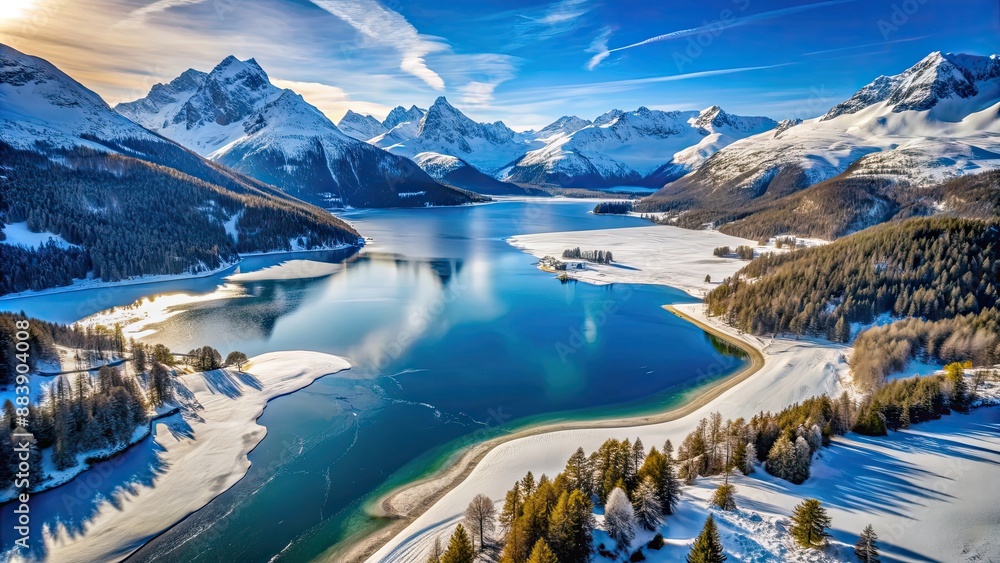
823;51;1000;120
382;104;425;129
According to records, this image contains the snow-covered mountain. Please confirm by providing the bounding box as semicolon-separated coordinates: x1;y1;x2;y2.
372;97;537;174
117;57;476;208
382;104;425;130
0;44;362;294
505;105;777;188
413;152;548;196
639;51;1000;237
0;43;177;153
337;110;387;141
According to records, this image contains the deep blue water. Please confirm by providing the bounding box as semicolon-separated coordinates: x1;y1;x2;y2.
0;200;746;562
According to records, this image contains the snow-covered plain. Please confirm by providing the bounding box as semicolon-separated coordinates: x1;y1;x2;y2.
508;225;763;298
16;351;351;563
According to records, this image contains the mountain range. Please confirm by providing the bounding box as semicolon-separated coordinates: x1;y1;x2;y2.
636;51;1000;239
2;44;998;294
115;56;477;208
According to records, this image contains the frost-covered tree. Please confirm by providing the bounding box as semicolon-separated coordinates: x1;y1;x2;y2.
687;514;726;563
789;499;832;549
854;524;880;563
741;442;756;475
632;477;664;530
604;487;635;553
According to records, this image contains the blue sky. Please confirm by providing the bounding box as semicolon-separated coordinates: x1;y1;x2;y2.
1;0;997;128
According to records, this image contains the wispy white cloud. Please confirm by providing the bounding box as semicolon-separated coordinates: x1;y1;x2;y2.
585;27;614;70
511;63;793;101
309;0;447;90
800;35;930;56
121;0;210;27
587;0;859;70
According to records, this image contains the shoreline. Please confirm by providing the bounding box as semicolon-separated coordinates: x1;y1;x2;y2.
19;351;352;563
333;304;766;563
0;245;358;303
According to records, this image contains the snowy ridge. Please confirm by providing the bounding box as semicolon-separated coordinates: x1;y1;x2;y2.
337;110;388;141
505;105;777;187
0;44;169;153
644;51;1000;210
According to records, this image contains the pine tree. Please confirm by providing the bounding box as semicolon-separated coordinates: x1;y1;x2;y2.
441;524;476;563
789;499;832;549
526;538;559;563
854;524;880;562
687;515;726;563
604;487;635;553
711;484;737;511
547;490;594;563
563;447;593;496
632;477;664;530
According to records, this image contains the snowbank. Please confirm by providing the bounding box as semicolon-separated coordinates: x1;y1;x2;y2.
507;225;760;298
22;351;351;563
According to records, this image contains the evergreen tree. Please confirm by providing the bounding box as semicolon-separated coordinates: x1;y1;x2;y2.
687;515;726;563
563;447;593;497
526;538;559;563
711;484;737;511
789;499;832;549
547;489;594;563
632;477;664;530
604;487;635;553
441;524;476;563
854;524;880;563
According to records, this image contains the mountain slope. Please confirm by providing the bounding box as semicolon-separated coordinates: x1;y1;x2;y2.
337;110;387;141
638;52;1000;236
412;152;549;196
117;57;477;208
0;44;359;295
505;106;777;188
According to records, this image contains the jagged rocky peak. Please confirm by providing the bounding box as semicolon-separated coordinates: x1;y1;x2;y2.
382;104;424;129
823;51;1000;120
536;115;592;138
773;118;803;137
175;55;275;128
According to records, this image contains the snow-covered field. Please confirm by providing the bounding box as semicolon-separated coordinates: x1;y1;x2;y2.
507;224;824;298
0;222;75;250
14;351;351;563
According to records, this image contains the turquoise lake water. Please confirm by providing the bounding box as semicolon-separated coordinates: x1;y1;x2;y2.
0;200;746;561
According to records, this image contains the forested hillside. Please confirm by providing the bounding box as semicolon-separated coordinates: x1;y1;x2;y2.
637;169;1000;240
705;217;1000;387
0;142;359;294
